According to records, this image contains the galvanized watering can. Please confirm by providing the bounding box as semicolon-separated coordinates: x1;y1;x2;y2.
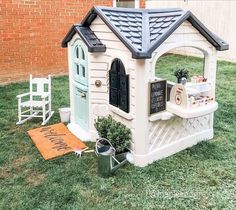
95;138;127;178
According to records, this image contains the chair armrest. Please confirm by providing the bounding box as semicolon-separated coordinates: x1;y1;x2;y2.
31;93;50;99
16;92;30;99
41;93;50;99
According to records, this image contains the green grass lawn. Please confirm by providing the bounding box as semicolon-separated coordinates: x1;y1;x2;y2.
0;55;236;210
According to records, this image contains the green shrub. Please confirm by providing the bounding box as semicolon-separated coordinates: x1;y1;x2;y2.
94;115;131;153
94;115;113;140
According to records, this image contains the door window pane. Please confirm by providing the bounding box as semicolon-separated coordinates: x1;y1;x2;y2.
76;64;79;75
81;65;85;77
76;47;79;58
81;48;85;60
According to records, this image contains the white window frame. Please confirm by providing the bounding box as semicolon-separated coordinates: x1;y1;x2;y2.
113;0;140;8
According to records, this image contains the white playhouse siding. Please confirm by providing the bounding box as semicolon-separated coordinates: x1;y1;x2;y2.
87;18;218;166
63;6;228;167
141;20;217;165
88;16;137;150
166;21;213;57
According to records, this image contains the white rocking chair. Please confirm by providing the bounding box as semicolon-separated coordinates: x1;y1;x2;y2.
16;74;54;125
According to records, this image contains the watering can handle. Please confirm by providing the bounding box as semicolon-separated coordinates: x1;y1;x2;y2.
95;138;115;155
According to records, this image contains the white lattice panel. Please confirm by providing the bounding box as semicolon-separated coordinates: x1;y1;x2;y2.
149;115;211;152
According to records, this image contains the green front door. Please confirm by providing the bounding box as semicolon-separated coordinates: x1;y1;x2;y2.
72;40;89;131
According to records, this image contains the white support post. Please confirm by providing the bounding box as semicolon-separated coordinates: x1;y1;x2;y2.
29;74;33;102
204;49;217;92
203;48;217;130
18;98;21;123
42;98;46;125
29;74;33;118
48;75;52;117
133;60;149;163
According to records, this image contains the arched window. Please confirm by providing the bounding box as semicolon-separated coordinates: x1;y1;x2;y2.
109;58;129;113
155;47;205;101
73;43;87;85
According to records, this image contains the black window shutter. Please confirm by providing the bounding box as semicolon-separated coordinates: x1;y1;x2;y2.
119;74;129;113
109;70;119;107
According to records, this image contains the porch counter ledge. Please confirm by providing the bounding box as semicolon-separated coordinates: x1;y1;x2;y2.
167;101;218;118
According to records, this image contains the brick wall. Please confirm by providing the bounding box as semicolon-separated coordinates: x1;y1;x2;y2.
140;0;145;8
0;0;112;84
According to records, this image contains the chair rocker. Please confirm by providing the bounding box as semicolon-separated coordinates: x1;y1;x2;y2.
16;74;54;125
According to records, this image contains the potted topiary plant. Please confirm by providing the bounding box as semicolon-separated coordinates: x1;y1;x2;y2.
94;115;131;154
174;68;189;83
94;115;131;177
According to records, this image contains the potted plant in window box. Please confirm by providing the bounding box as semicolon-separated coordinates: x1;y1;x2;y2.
94;115;131;177
174;68;189;83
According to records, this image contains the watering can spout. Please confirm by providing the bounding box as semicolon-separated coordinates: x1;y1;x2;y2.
110;154;128;173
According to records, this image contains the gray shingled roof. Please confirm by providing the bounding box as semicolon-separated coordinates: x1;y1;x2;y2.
61;24;106;52
100;9;143;52
62;6;229;59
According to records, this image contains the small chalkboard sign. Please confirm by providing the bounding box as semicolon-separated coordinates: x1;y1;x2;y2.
149;80;167;115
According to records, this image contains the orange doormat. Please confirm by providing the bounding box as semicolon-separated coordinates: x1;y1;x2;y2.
28;123;87;160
